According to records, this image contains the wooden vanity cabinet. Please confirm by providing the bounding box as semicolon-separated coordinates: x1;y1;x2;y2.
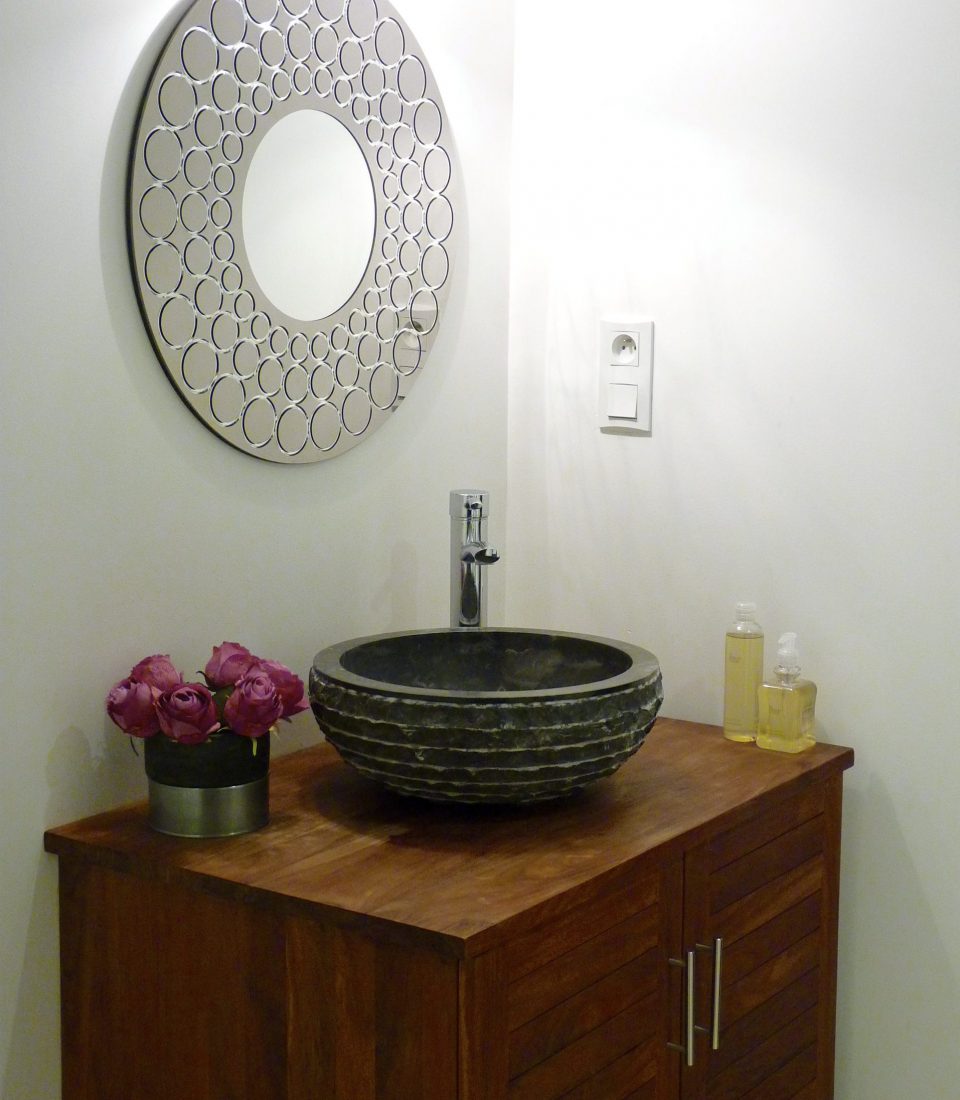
679;779;843;1100
44;719;853;1100
465;770;846;1100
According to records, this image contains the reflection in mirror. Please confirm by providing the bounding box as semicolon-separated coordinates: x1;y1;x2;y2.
242;111;375;322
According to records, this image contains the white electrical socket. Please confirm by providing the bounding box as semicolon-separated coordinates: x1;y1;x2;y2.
598;319;654;433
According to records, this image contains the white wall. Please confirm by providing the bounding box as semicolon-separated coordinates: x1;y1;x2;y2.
507;0;960;1095
0;1;513;1095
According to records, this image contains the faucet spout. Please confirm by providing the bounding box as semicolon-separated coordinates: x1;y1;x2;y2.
462;544;500;566
450;491;500;628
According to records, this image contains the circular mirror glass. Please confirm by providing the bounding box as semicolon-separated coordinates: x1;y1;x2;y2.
242;110;375;322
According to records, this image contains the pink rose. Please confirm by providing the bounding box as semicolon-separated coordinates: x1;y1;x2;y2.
156;683;220;744
105;678;160;738
223;670;283;739
129;654;182;693
204;642;258;688
253;660;309;720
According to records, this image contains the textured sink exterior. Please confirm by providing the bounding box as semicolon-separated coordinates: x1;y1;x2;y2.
309;629;663;804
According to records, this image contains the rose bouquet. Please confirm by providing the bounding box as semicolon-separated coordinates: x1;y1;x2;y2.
106;642;308;751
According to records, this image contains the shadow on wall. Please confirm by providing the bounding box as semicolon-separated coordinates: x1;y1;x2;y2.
2;860;61;1100
836;778;960;1097
3;724;141;1100
99;1;196;441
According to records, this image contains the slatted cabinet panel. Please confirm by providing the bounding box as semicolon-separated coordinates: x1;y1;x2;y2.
680;777;843;1100
500;864;675;1100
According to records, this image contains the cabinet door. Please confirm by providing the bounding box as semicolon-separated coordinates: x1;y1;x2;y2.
681;776;843;1100
462;860;679;1100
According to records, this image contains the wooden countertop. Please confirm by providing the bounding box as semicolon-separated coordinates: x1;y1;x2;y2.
44;718;853;957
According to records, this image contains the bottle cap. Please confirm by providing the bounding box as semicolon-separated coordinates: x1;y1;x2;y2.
776;632;801;673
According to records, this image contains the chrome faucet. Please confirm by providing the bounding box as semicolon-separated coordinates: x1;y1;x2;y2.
450;490;500;628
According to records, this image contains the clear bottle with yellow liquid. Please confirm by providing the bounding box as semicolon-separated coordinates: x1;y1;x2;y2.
757;633;817;754
723;602;764;742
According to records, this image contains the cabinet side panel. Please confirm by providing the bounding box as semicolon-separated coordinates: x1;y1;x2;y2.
374;938;459;1098
460;947;509;1100
59;860;150;1100
286;919;376;1100
817;773;844;1099
287;920;459;1100
58;860;287;1100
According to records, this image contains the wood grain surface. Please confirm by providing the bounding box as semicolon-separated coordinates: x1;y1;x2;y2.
45;718;853;1100
45;719;852;958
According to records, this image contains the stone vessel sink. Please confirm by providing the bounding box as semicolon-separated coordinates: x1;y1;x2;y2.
309;628;663;804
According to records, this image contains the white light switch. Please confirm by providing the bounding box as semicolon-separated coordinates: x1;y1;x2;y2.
608;383;638;419
598;319;653;433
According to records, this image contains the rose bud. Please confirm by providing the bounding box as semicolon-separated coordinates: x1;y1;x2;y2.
105;678;160;738
252;660;309;720
223;670;284;739
204;642;258;688
129;654;182;693
156;683;220;745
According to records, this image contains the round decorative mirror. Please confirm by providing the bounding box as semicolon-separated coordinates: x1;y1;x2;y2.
129;0;455;463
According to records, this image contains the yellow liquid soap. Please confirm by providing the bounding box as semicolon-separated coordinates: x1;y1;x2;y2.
723;631;764;742
757;677;817;753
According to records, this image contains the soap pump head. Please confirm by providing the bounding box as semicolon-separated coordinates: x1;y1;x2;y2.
775;632;801;678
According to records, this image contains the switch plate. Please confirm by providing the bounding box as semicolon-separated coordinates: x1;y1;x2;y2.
607;382;639;419
598;319;653;433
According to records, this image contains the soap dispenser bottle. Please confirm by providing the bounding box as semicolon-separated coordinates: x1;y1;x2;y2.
757;633;817;753
723;602;764;742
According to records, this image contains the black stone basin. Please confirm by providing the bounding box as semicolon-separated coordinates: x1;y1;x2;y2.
309;628;663;804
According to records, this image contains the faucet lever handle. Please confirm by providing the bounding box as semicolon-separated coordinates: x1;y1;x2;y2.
450;490;490;519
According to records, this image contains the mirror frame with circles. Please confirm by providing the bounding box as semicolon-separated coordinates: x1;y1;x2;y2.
129;0;456;463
